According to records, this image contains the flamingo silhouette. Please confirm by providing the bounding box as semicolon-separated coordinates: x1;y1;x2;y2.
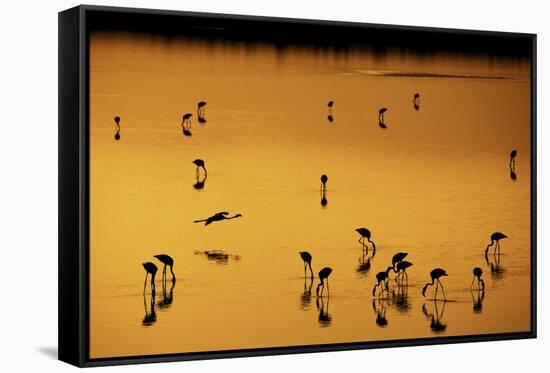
378;107;388;128
471;267;485;290
299;251;314;279
114;116;121;140
391;252;408;270
197;101;207;122
394;261;413;283
316;267;333;296
194;211;243;226
356;228;376;255
142;262;158;294
193;159;207;176
154;254;176;282
320;174;328;191
372;266;394;297
181;113;193;136
484;232;507;258
413;93;420;111
327;101;334;122
422;268;448;300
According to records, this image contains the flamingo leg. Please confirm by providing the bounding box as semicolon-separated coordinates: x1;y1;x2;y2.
143;273;148;294
439;279;447;300
470;276;475;289
434;280;439;300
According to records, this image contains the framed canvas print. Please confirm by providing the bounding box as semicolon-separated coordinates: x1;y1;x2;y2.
58;5;536;367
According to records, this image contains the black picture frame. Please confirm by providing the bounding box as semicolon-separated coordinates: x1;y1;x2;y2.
59;5;537;367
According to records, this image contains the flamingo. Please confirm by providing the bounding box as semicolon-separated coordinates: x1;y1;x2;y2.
484;232;507;257
413;93;420;111
394;261;413;283
181;113;193;136
422;268;448;300
193;159;207;176
356;228;376;255
471;267;485;290
142;262;158;294
316;267;333;296
391;252;408;269
197;101;207;116
372;266;394;297
378;108;388;128
299;251;314;279
320;174;328;191
194;211;243;226
154;254;176;282
114;116;121;141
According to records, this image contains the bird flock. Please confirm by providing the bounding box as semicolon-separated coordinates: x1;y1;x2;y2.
109;96;517;329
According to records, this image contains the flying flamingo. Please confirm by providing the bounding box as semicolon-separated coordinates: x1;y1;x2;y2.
484;232;507;258
316;267;333;296
356;228;376;255
154;254;176;282
299;251;314;279
193;159;207;176
142;262;158;294
194;211;243;226
422;268;448;300
372;266;394;297
471;267;485;290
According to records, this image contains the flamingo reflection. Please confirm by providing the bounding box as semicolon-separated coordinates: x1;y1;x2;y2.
142;291;157;326
157;278;175;311
300;276;314;310
316;296;332;327
372;299;388;327
422;300;447;333
471;288;485;313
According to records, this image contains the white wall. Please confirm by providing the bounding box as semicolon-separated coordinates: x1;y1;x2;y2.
0;0;546;372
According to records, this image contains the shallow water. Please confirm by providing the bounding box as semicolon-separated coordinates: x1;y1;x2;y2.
88;32;531;358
